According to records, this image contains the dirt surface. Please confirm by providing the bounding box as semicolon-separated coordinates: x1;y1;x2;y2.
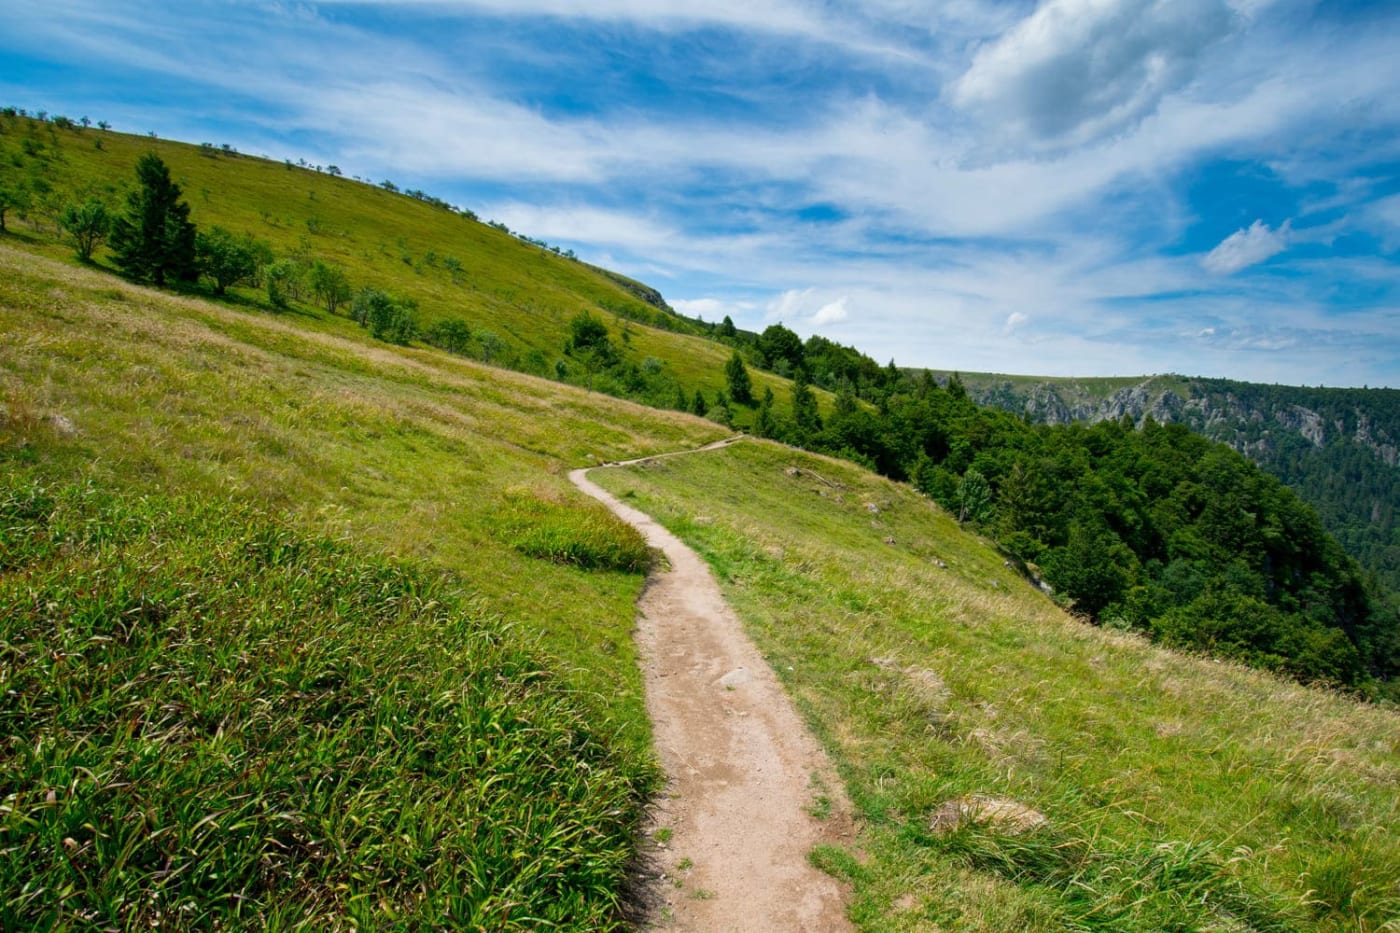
571;440;854;932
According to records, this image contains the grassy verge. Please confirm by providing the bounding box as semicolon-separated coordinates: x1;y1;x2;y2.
593;440;1400;931
0;471;650;929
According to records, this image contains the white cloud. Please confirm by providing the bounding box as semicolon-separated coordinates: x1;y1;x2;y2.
1003;311;1029;334
766;288;818;321
812;297;850;325
1201;219;1291;274
952;0;1236;147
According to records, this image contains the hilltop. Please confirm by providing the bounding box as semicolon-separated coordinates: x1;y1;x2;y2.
0;110;799;422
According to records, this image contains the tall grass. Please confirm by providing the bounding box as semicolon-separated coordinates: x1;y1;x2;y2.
0;472;654;930
496;487;651;572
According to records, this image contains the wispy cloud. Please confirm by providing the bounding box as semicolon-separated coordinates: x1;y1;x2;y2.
1202;220;1291;274
952;0;1236;149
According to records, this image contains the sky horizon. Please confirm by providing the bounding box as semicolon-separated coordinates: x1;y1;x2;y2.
4;0;1399;388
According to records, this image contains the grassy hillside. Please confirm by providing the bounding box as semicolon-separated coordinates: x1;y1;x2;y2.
0;112;802;418
0;246;725;928
5;110;1400;930
594;441;1400;931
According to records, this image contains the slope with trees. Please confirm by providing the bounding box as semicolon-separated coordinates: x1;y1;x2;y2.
942;372;1400;601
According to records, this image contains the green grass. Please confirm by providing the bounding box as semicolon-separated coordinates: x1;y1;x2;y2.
496;485;651;572
0;473;649;930
594;440;1400;931
0;246;725;728
0;245;728;927
8;113;1399;930
0;114;808;420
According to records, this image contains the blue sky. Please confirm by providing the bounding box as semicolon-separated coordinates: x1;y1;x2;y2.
4;0;1399;386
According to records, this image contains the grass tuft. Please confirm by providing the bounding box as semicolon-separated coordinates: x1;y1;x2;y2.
496;487;651;572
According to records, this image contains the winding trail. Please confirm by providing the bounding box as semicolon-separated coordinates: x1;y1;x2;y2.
571;438;854;932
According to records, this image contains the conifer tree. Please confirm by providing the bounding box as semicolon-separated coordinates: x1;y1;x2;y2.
791;368;821;437
725;351;753;405
109;153;197;286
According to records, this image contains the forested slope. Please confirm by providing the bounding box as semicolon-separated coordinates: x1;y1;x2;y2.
943;372;1400;601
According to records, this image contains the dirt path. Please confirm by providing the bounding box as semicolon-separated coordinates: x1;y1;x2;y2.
571;439;854;932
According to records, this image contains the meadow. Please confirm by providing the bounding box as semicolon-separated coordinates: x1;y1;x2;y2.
594;441;1400;931
4;110;1399;930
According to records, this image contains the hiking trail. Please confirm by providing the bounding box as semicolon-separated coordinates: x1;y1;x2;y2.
570;437;854;932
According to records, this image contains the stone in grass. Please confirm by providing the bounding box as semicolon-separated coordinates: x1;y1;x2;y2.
929;795;1047;836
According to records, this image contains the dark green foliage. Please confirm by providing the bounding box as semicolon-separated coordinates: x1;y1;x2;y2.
0;475;651;930
109;153;197;286
0;180;30;232
691;389;709;417
956;466;992;525
757;323;804;375
566;311;616;361
754;386;777;438
424;317;473;355
725;351;753;406
1152;590;1363;684
263;258;302;309
711;391;733;427
194;225;258;295
564;312;617;390
57;196;110;261
962;376;1400;603
718;315;737;339
783;376;1395;689
791;369;821;439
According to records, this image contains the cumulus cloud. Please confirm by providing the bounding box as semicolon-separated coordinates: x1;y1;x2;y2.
812;297;850;325
1003;311;1029;334
1201;219;1291;274
671;297;742;321
952;0;1236;146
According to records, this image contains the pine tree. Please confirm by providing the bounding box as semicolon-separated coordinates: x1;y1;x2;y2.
791;368;821;437
725;351;753;405
109;153;197;286
754;387;777;438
